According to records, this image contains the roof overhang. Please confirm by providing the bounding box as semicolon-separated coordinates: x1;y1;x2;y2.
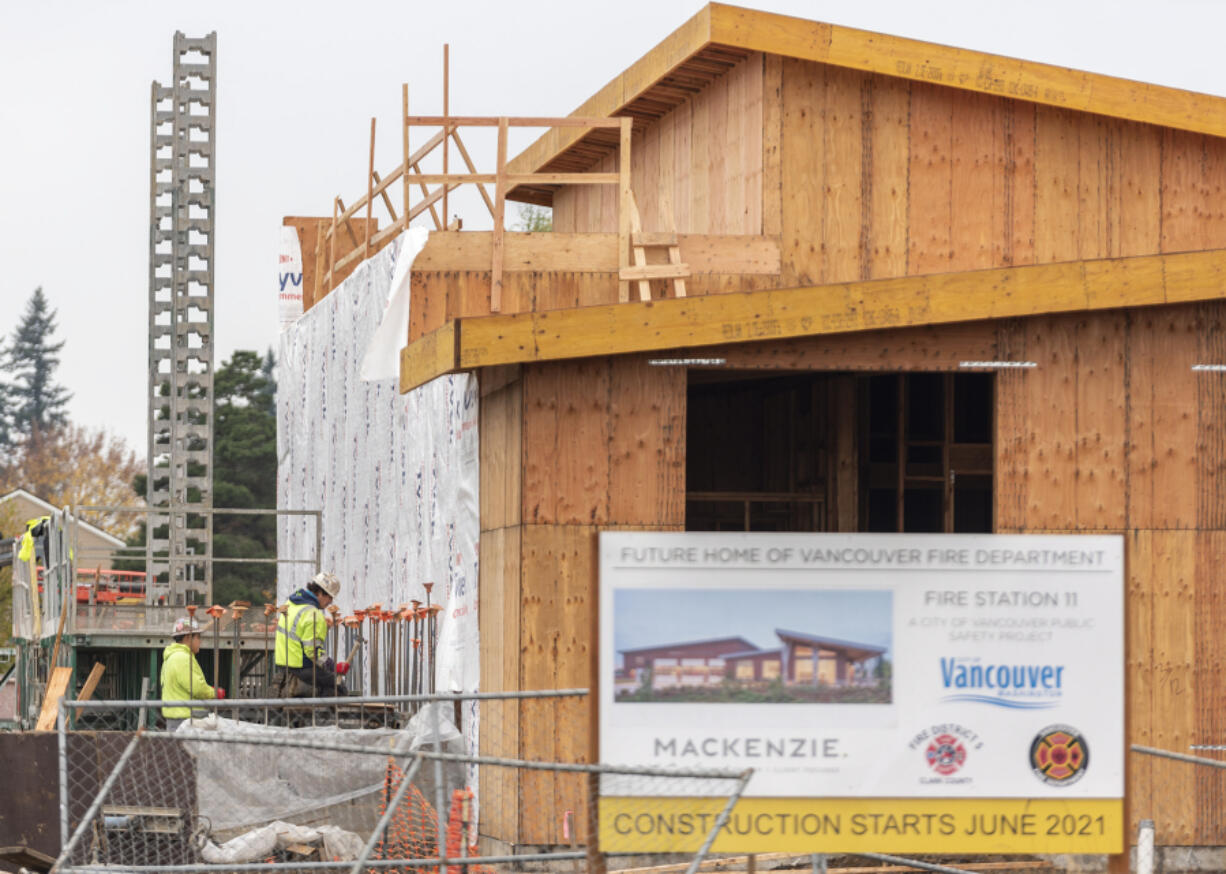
776;629;886;659
508;3;1226;204
400;247;1226;392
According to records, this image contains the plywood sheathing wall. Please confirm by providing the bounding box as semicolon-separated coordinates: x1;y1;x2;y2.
776;58;1226;284
994;303;1226;846
553;52;766;236
478;358;684;847
479;308;1226;847
475;50;1226;848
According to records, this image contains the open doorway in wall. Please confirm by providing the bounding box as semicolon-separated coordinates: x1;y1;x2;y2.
685;371;994;533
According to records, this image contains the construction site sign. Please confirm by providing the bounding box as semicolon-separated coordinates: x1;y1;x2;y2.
278;225;304;330
598;532;1124;854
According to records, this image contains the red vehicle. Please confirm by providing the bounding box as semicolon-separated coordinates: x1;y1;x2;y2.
75;569;147;604
35;567;148;604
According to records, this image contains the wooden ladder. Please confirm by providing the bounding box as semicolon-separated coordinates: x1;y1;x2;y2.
620;193;689;301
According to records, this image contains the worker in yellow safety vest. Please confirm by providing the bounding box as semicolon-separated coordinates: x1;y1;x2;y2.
161;616;225;730
275;571;350;697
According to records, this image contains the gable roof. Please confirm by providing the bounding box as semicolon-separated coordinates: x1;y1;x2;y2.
0;489;127;547
508;3;1226;203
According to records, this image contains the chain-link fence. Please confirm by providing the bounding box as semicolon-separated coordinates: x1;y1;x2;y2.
55;690;750;874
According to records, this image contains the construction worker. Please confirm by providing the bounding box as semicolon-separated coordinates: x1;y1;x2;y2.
161;616;225;730
275;571;350;697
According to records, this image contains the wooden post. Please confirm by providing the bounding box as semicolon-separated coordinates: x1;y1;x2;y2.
402;84;410;231
618;117;632;303
312;219;326;307
329;197;338;295
365;117;376;260
443;44;450;227
491;117;508;313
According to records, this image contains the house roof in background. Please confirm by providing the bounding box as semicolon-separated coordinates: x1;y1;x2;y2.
0;489;126;547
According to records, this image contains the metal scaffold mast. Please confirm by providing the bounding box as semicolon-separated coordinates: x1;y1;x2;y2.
146;32;216;605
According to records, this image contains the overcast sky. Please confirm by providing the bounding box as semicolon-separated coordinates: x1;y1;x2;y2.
3;0;1225;454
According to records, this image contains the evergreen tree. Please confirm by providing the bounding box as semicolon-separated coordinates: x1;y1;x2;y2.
118;350;278;605
9;288;72;437
212;349;278;605
0;334;14;452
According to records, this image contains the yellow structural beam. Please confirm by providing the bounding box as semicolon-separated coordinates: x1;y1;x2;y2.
509;3;1226;185
399;248;1226;393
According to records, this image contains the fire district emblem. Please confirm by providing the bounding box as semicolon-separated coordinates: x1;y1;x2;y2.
925;733;967;775
1030;725;1089;785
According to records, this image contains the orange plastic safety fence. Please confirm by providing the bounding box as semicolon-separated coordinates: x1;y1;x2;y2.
371;758;440;872
368;763;494;874
445;787;493;874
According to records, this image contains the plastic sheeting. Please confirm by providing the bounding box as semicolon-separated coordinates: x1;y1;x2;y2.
276;229;479;697
177;712;462;835
200;820;364;864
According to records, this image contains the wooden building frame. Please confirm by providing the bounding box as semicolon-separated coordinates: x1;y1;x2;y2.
284;0;1226;858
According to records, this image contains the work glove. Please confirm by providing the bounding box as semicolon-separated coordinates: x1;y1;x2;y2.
215;687;226;700
335;661;351;676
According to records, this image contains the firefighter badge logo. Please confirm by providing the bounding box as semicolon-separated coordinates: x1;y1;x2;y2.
1030;725;1089;785
926;733;968;775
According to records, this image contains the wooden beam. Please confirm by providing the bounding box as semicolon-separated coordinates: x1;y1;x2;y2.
450;129;496;217
618;117;632;303
402;84;410;228
633;232;679;246
492;118;508;313
409;165;443;231
406;116;623;128
409;232;779;274
371;170;399;223
506;2;1226;197
35;666;73;731
399;321;460;392
399;248;1226;392
443;44;450;227
414;232;619;272
707;3;1226;140
74;662;106;718
365;117;376;260
409;173;619;186
328;197;338;293
619;263;691;281
333;218;403;273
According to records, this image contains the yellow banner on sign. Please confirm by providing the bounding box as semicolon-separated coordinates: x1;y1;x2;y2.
600;798;1122;855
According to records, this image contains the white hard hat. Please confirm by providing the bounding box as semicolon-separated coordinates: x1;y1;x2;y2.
312;572;341;598
171;616;203;638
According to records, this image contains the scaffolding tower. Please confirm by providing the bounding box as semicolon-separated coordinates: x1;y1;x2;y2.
146;32;216;605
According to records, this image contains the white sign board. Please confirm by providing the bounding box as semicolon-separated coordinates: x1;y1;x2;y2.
598;532;1123;854
277;226;304;331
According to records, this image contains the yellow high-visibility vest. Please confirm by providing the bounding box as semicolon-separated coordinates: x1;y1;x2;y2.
160;642;214;719
275;600;328;668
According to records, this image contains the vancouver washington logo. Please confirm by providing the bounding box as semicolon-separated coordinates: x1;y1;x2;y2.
925;733;968;775
1030;725;1089;786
